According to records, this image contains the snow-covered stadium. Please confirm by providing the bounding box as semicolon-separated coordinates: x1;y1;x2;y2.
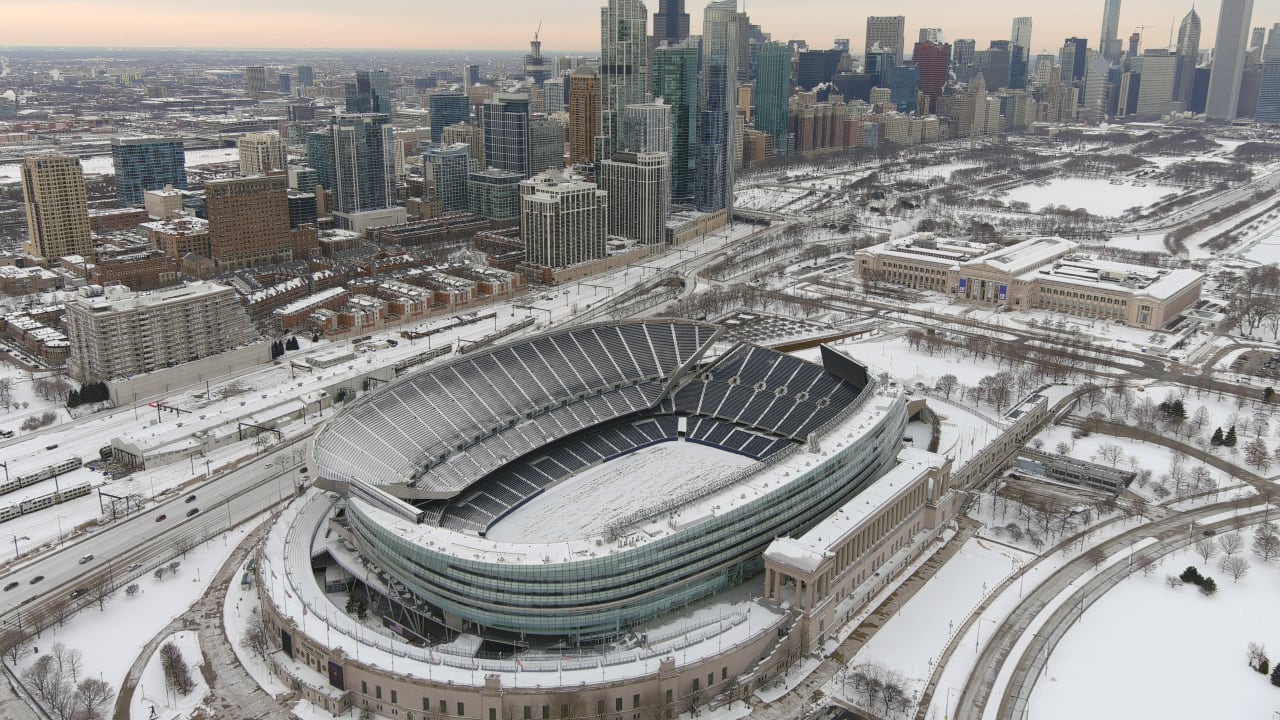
254;319;975;715
311;319;909;641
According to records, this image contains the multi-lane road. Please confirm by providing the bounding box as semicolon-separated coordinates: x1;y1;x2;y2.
0;441;306;633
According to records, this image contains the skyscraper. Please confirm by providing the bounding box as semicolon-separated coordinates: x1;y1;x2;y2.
913;41;951;110
597;0;650;163
889;65;921;112
622;102;673;154
1061;37;1089;83
753;41;791;152
1174;8;1203;106
698;0;739;214
21;155;92;260
651;42;699;204
1256;24;1280;122
865;16;907;60
308;114;397;214
297;65;314;87
205;174;295;269
426;144;472;213
1207;0;1255;120
797;50;843;90
599;152;670;244
568;66;602;165
111;136;187;208
919;28;944;44
953;39;977;67
653;0;689;45
525;31;552;85
530;117;566;176
245;66;267;97
866;47;898;88
520;173;608;268
1011;17;1033;61
1100;0;1123;61
461;64;480;87
346;70;392;114
238;132;287;176
1136;50;1178;115
482;93;532;177
428;93;471;144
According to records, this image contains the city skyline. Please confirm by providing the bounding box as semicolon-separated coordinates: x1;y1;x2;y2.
8;0;1280;55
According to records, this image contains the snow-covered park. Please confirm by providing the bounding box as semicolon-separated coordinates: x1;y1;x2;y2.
1003;178;1180;217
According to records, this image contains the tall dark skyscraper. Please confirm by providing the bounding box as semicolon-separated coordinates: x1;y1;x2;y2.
428;93;471;144
651;42;699;204
306;114;397;215
1101;0;1123;61
345;70;392;114
111;136;187;208
482;93;533;178
913;41;951;111
754;42;791;151
797;50;843;90
1257;24;1280;122
654;0;690;45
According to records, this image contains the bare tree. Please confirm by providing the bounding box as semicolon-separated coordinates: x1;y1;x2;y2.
1165;574;1184;588
0;628;31;665
1084;546;1108;569
1219;533;1244;557
88;575;113;612
1134;553;1157;576
936;373;959;400
1095;443;1125;467
241;607;271;660
1252;532;1280;562
1194;538;1219;564
1221;555;1251;582
51;643;82;683
75;677;113;719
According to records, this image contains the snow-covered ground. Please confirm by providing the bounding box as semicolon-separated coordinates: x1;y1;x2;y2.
843;537;1033;697
1003;177;1179;217
0;148;238;182
485;440;755;543
14;518;259;711
1027;543;1280;720
130;630;209;719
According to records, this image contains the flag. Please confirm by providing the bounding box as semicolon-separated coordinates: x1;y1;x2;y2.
514;658;524;670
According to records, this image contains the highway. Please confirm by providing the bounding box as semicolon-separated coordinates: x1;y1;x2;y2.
0;441;305;634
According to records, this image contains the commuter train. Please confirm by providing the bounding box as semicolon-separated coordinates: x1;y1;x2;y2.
0;456;82;497
0;482;92;523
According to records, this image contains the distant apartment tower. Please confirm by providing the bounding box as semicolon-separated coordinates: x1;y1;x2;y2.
914;42;952;110
797;49;843;90
953;38;976;67
865;16;906;60
520;173;609;268
346;70;392;114
530;117;567;176
1207;0;1256;120
597;0;650;162
1136;50;1178;115
1060;37;1089;83
426;144;472;213
111;136;187;208
442;122;486;168
1100;0;1123;61
622;102;672;154
1174;8;1203;105
599;152;670;244
1256;24;1280;122
428;93;471;144
205;174;295;269
1011;17;1033;60
297;65;314;87
21;155;92;260
568;66;602;165
468;168;522;221
753;42;791;151
698;0;739;214
238;133;287;175
65;282;256;383
462;64;480;87
306;114;397;214
245;66;267;97
651;42;699;204
482;93;533;177
654;0;690;44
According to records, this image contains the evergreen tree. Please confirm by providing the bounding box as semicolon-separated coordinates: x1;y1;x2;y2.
1180;566;1202;584
1261;658;1270;675
1199;576;1218;595
1211;427;1224;446
1225;425;1238;448
286;336;300;351
270;340;284;360
1265;387;1275;403
1271;662;1280;687
66;389;80;408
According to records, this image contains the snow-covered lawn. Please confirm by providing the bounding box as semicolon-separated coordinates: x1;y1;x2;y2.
130;630;209;719
1027;543;1280;720
839;335;1007;389
16;520;259;709
485;441;755;543
845;537;1033;693
1003;178;1179;217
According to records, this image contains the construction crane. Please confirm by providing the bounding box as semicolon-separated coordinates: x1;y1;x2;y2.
1133;25;1156;54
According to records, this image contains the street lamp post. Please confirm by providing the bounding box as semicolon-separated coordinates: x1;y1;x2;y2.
975;616;997;651
10;535;27;560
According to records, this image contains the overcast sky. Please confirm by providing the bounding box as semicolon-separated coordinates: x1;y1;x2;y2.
7;0;1280;56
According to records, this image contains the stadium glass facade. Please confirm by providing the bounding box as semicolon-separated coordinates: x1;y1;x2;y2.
345;394;906;640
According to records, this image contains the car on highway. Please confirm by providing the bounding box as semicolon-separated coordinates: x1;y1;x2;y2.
185;494;197;503
29;575;43;585
69;588;85;599
2;581;17;591
155;514;167;522
127;562;142;571
78;554;94;564
186;508;200;517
